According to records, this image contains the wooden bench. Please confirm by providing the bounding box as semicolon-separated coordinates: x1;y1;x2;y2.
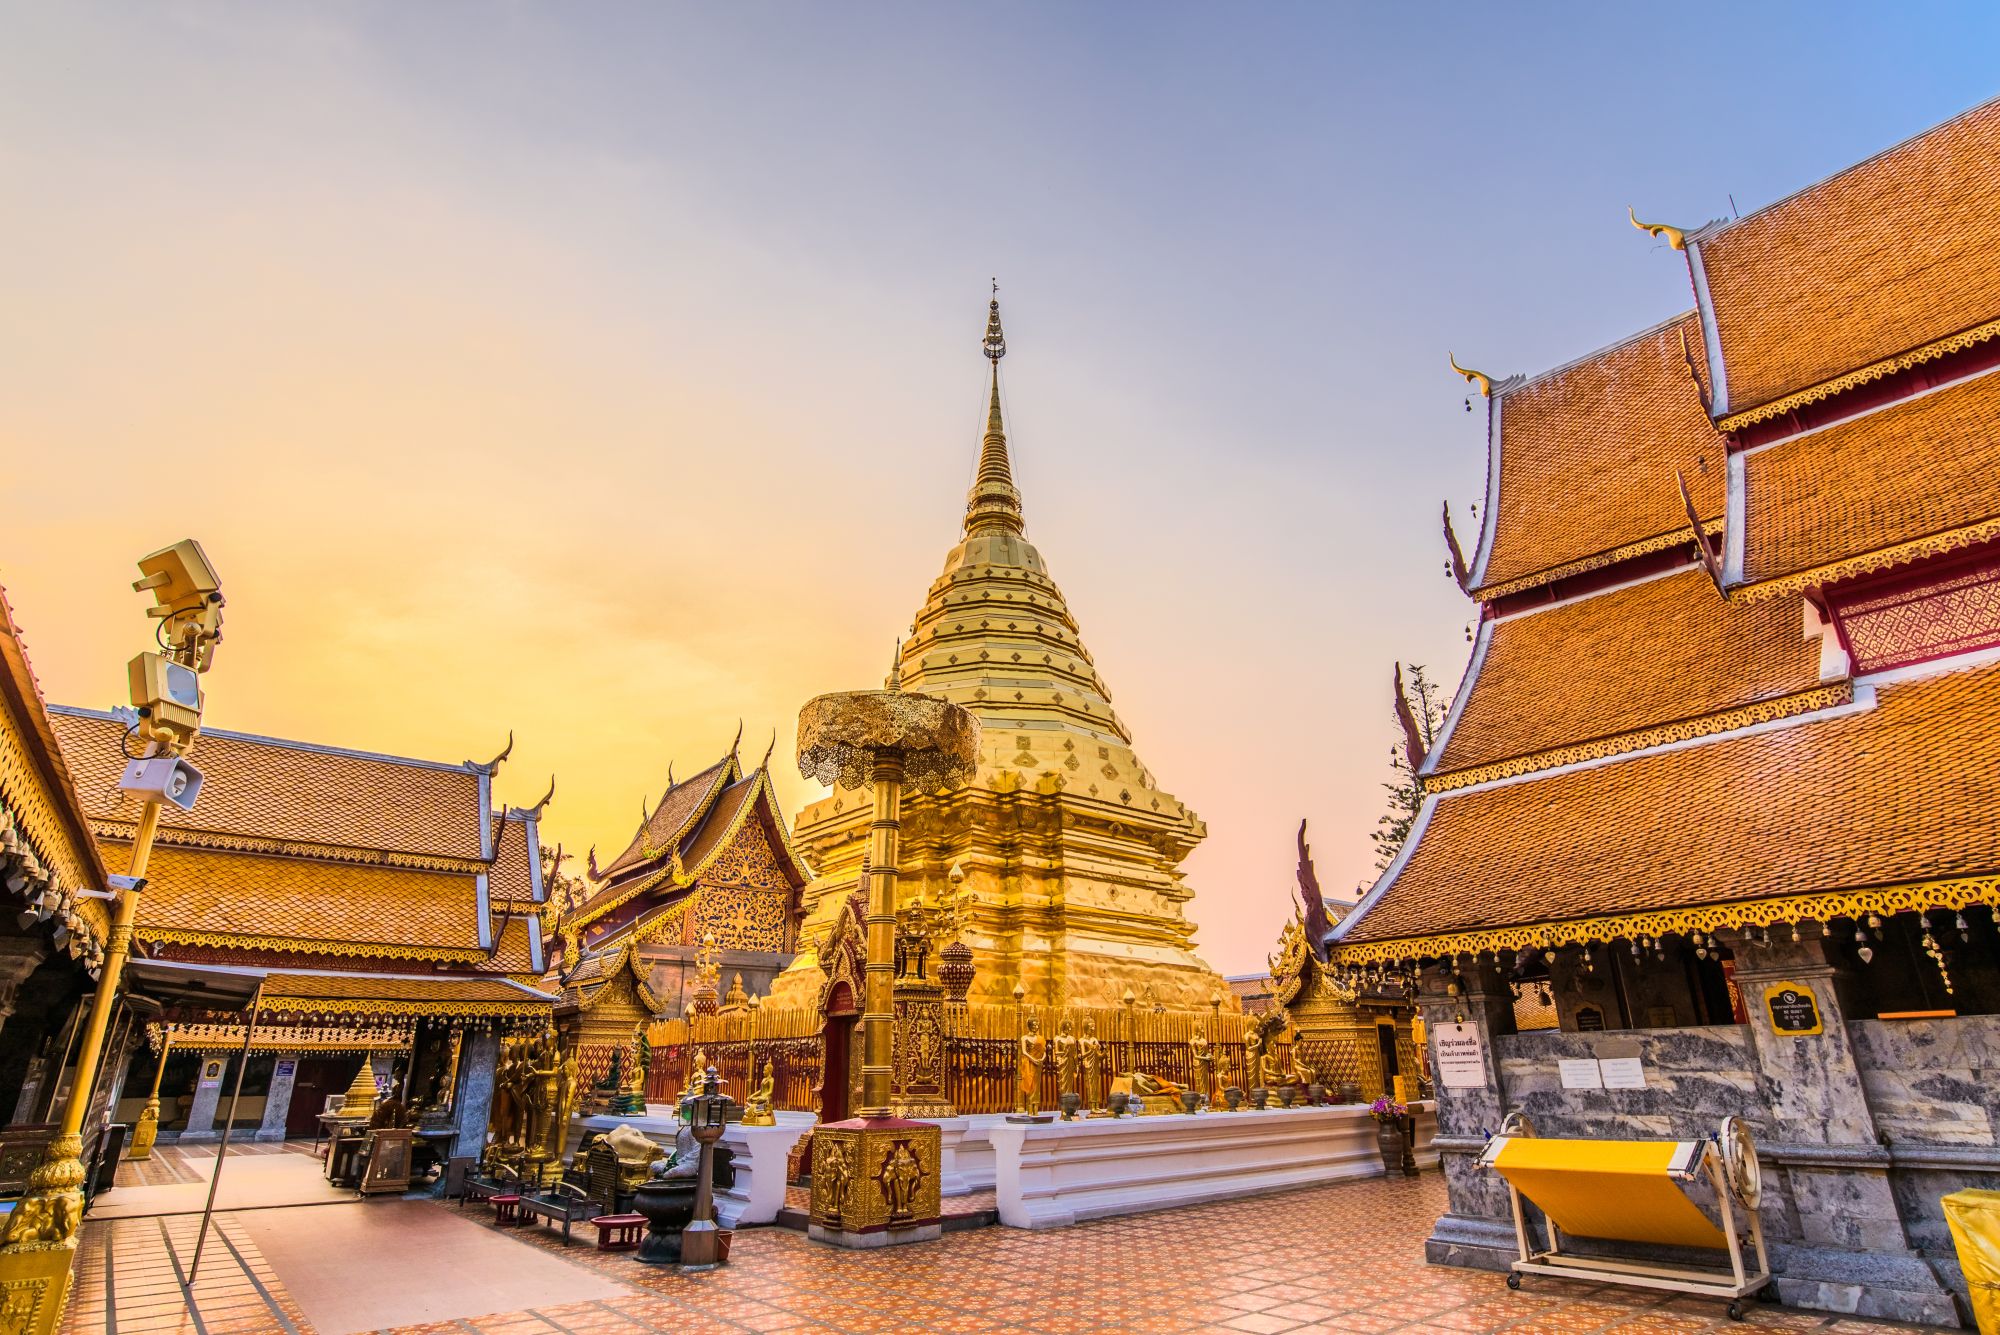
516;1184;594;1244
462;1166;520;1208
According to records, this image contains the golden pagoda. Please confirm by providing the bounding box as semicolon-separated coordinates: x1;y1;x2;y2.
773;296;1230;1010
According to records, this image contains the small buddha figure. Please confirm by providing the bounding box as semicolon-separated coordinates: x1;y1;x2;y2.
1053;1018;1080;1099
1015;1014;1047;1115
742;1056;777;1127
1078;1018;1104;1108
1244;1025;1270;1091
1189;1030;1219;1105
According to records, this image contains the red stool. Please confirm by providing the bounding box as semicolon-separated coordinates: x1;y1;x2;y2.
491;1194;523;1226
592;1214;646;1251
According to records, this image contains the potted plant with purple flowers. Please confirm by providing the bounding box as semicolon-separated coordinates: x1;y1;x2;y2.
1368;1096;1411;1174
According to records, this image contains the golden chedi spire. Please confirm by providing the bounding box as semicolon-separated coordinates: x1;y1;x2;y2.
774;291;1230;1014
965;291;1025;538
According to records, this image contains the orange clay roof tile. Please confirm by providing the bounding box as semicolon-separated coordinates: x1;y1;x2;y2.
49;709;486;861
1743;370;2000;583
596;757;733;879
1435;567;1824;773
487;814;540;902
1480;314;1724;590
132;845;479;952
1699;98;2000;414
1341;658;2000;945
258;972;553;1006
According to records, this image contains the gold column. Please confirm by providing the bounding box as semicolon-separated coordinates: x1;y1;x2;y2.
860;753;902;1117
126;1033;173;1160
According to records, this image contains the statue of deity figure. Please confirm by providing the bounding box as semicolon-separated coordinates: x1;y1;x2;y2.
1189;1029;1219;1104
1078;1018;1104;1108
742;1055;777;1126
1053;1018;1080;1098
1015;1014;1047;1115
1244;1025;1269;1091
879;1140;923;1218
815;1136;854;1218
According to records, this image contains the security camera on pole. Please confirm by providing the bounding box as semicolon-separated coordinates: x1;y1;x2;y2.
0;540;224;1334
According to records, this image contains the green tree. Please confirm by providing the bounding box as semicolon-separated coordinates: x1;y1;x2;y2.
1371;663;1449;871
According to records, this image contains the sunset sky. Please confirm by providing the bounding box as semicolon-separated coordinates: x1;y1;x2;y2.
5;4;1995;974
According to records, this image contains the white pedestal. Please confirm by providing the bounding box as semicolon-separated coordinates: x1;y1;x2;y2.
932;1113;1005;1196
988;1105;1383;1229
715;1113;813;1228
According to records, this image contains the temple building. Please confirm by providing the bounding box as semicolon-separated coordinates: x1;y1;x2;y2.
0;587;120;1201
771;298;1232;1012
1324;97;2000;1327
559;738;810;1017
47;706;557;1155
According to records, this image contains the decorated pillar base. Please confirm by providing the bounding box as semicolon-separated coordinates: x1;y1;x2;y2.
890;986;955;1120
806;1118;941;1249
0;1132;90;1335
0;1240;75;1335
127;1099;161;1160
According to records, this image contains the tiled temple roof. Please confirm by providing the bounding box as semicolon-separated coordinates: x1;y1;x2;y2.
134;845;488;962
50;708;490;863
1431;567;1824;779
594;756;735;881
1474;314;1724;596
1340;658;2000;951
1694;97;2000;422
1740;369;2000;586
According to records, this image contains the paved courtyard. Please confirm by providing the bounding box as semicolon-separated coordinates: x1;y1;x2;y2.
63;1161;1952;1335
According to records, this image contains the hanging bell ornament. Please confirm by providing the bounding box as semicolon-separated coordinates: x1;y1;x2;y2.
1791;925;1803;944
1858;945;1875;964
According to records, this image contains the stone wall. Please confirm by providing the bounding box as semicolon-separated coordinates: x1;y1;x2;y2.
1496;1026;1762;1143
1851;1015;2000;1297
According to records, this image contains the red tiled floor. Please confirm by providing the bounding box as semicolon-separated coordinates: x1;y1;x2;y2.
67;1172;1957;1334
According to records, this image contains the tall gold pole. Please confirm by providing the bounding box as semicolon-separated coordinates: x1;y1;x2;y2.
859;753;902;1118
126;1032;173;1160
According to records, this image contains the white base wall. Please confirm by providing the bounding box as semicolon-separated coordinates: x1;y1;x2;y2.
989;1105;1386;1229
932;1113;1005;1196
716;1114;813;1228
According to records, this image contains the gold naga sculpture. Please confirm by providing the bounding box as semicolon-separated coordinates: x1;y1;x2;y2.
1628;205;1688;251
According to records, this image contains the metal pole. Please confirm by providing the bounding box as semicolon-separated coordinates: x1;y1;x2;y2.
187;984;260;1286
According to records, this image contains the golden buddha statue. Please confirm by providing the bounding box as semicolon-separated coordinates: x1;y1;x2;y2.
1189;1029;1219;1105
1054;1018;1080;1099
1078;1017;1104;1108
742;1056;777;1127
1015;1014;1047;1115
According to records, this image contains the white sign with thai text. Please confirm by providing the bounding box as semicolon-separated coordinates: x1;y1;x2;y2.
1599;1056;1647;1089
1434;1023;1488;1089
1558;1058;1603;1090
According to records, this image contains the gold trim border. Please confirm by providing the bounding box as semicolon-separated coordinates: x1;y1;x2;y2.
137;926;489;964
1717;317;2000;431
90;820;489;874
259;996;551;1020
1423;682;1854;794
1734;516;2000;603
1474;520;1723;603
1331;873;2000;967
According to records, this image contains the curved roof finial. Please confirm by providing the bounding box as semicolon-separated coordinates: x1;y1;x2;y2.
1628;206;1687;251
529;776;556;815
470;730;514;773
730;719;743;757
1449;353;1494;398
762;727;778;770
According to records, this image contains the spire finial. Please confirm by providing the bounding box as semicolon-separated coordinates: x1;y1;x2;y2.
965;287;1024;537
886;639;903;691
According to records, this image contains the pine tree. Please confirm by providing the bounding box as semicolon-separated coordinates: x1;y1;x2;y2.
1371;662;1449;871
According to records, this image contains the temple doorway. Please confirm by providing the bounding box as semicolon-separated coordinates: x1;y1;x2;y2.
285;1057;355;1137
819;983;857;1124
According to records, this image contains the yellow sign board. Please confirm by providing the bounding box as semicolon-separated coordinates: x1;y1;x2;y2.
1763;981;1823;1036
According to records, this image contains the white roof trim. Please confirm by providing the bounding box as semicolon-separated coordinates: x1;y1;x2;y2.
1686;242;1728;418
1328;795;1437;946
1420;620;1492;777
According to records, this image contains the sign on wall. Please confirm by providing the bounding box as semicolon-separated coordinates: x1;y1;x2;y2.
198;1059;224;1090
1764;981;1824;1036
1434;1022;1488;1089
